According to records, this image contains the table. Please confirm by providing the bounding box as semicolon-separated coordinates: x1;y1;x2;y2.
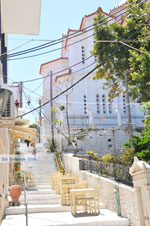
20;172;34;187
55;175;78;194
70;188;96;215
61;181;87;205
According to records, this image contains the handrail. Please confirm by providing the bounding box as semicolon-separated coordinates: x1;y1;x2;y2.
22;172;28;226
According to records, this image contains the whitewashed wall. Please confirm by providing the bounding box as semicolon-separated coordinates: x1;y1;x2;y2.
40;11;144;144
62;153;140;226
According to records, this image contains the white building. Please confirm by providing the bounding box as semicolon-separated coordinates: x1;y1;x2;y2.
40;6;144;147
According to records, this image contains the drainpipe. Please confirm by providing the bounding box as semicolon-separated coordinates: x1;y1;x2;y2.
114;184;121;216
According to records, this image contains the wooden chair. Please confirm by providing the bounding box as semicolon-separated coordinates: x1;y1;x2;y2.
61;181;87;205
70;188;95;215
57;174;78;195
55;173;71;194
93;185;100;214
86;185;100;214
50;172;60;189
72;185;100;214
25;172;34;187
21;172;34;187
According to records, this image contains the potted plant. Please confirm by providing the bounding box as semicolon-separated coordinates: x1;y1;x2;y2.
10;185;21;202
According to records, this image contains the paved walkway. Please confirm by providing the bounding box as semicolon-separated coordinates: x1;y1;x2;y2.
1;209;129;226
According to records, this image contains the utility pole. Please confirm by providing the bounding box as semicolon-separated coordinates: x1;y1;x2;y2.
124;71;134;149
20;81;23;108
66;95;71;137
39;99;41;143
50;71;55;152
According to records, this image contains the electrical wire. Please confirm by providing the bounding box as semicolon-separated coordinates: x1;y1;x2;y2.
7;0;143;60
11;0;147;85
1;40;33;58
16;23;145;119
22;42;110;96
21;16;148;97
15;54;95;84
41;109;71;143
6;1;132;58
119;40;150;56
40;110;143;146
32;80;44;92
23;88;38;123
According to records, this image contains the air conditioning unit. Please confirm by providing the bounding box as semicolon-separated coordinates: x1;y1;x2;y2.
0;88;15;128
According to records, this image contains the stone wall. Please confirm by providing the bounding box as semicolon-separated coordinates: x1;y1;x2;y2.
61;127;142;156
62;153;140;226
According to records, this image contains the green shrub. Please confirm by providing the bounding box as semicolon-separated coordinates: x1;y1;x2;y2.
120;147;134;165
86;150;98;160
100;153;119;163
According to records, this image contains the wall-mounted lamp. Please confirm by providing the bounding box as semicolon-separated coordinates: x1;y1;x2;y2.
0;88;13;114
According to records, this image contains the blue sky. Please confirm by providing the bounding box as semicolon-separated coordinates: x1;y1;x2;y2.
7;0;123;124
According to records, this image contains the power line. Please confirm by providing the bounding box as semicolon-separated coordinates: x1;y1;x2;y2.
16;23;145;119
6;2;132;58
7;0;141;60
23;88;38;123
11;0;146;85
119;40;150;56
21;42;111;96
14;54;95;84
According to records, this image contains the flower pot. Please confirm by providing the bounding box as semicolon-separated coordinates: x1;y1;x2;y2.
10;185;21;202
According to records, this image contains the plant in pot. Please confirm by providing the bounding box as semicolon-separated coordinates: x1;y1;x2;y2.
10;185;21;202
10;164;22;203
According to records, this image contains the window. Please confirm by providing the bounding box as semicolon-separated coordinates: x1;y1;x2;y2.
102;94;106;114
81;46;85;64
96;94;100;114
83;94;87;114
108;98;112;114
94;55;97;62
123;94;126;114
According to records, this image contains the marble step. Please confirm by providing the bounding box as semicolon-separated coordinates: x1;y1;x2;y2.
33;175;51;179
34;178;51;183
21;169;57;173
21;189;55;195
2;210;129;226
5;204;76;215
20;199;60;205
5;203;106;215
35;184;52;190
19;194;60;201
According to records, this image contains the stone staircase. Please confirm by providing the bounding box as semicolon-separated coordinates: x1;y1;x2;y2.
2;143;129;226
6;143;73;214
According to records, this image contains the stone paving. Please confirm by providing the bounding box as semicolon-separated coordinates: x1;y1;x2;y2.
1;209;129;226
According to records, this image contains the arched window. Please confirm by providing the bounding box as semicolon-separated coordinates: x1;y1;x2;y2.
108;98;112;114
96;94;100;114
123;94;126;114
102;94;106;114
81;46;85;64
83;94;87;114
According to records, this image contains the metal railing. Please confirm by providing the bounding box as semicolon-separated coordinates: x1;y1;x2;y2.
80;158;133;186
22;172;28;226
